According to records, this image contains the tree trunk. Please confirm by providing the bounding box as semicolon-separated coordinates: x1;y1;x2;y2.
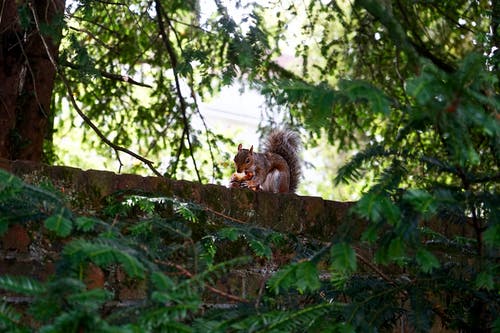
0;0;65;162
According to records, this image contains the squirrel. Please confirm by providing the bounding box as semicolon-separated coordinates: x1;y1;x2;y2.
230;129;302;193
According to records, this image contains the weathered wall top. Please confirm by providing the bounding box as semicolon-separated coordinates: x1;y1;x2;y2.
0;158;356;241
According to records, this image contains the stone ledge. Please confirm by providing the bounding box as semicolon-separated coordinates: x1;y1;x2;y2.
0;158;356;240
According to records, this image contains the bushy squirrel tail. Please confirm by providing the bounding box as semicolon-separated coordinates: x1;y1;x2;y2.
263;129;302;193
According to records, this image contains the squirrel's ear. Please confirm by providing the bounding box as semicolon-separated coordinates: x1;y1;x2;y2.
249;145;253;154
238;143;242;151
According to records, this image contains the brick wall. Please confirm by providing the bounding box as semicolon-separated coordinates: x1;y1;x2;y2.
0;158;471;321
0;158;359;305
0;158;358;238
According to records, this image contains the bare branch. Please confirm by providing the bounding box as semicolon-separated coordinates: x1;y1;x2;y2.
203;206;249;225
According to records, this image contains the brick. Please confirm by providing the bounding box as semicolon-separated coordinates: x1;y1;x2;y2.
0;158;12;172
2;224;31;252
85;264;105;290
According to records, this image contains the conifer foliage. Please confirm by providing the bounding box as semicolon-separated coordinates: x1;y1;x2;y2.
0;0;499;331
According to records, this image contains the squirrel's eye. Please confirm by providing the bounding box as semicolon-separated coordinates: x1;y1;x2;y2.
245;158;250;163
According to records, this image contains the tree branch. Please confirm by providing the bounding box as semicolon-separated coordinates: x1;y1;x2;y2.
156;259;250;304
29;2;162;178
62;61;153;89
155;0;201;183
355;0;419;69
354;249;394;285
61;60;153;88
163;12;218;181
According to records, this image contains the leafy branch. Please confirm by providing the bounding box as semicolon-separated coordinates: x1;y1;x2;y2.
28;1;163;177
154;0;201;182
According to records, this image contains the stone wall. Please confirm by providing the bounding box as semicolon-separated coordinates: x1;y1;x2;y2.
0;158;357;239
0;158;359;305
0;158;471;318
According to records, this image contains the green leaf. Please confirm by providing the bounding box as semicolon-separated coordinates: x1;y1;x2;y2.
354;192;383;223
339;79;391;114
0;275;45;295
484;223;500;248
17;4;32;30
0;301;22;329
335;322;356;333
174;202;198;223
387;237;405;260
405;68;444;105
475;271;494;290
380;197;401;226
0;169;23;201
456;53;484;86
361;224;379;243
415;248;440;273
294;262;321;294
268;261;320;294
63;239;146;279
67;289;112;311
0;217;9;236
330;242;357;273
249;239;272;259
268;264;297;295
44;213;73;237
374;246;389;265
492;317;500;333
403;189;437;217
151;272;175;292
218;227;240;241
74;216;97;232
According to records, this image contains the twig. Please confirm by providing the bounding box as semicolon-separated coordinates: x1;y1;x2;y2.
204;206;248;225
29;2;163;178
61;60;153;88
13;31;45;117
156;259;250;303
68;25;117;53
354;249;393;285
0;0;6;31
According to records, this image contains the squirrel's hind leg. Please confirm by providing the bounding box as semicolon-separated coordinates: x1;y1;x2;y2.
261;170;285;193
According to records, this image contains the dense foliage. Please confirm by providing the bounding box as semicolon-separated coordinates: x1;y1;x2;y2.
1;0;499;331
1;77;499;329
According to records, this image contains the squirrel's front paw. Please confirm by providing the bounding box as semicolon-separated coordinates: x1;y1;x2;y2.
229;180;242;188
245;180;261;191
